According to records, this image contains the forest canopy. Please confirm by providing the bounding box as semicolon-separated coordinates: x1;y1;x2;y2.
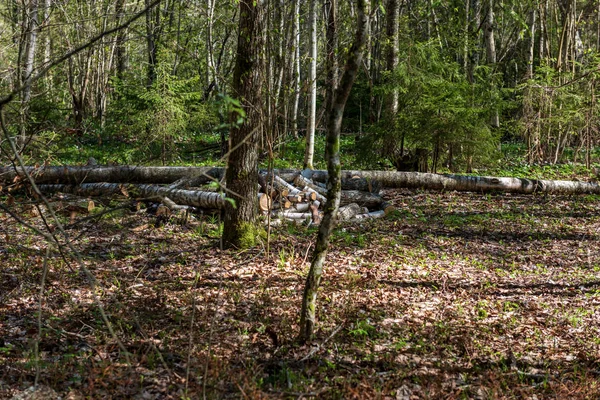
0;0;599;171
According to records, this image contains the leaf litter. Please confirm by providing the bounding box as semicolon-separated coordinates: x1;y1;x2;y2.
0;189;599;398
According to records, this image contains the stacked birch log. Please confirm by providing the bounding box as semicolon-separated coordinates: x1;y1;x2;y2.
260;170;394;226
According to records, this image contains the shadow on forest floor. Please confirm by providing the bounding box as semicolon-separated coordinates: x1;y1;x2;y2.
1;190;600;399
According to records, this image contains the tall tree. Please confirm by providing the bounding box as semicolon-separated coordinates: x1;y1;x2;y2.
385;0;399;118
484;0;499;128
299;0;369;342
304;0;317;169
20;0;39;144
291;0;301;138
145;0;159;87
222;0;264;248
205;0;216;94
115;0;127;80
526;7;536;79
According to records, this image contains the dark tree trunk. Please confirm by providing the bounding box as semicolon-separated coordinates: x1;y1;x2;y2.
222;0;265;249
385;0;399;118
145;0;159;87
299;0;369;342
115;0;127;80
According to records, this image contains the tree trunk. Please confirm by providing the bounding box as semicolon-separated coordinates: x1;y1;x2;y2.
222;0;265;249
206;0;216;93
115;0;127;80
468;0;481;83
67;49;93;129
289;0;301;139
324;0;338;122
310;170;600;195
20;0;39;145
21;0;38;106
304;0;317;169
385;0;399;118
484;0;499;128
0;165;226;185
526;8;536;79
145;0;159;87
299;0;369;343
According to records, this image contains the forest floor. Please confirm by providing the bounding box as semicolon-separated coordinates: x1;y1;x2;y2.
1;189;600;399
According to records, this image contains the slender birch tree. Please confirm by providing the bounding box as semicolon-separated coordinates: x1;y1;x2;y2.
304;0;317;169
291;0;301;138
299;0;369;342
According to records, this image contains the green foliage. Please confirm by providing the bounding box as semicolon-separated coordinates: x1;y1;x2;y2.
358;41;502;172
108;64;218;164
348;319;377;340
213;92;246;130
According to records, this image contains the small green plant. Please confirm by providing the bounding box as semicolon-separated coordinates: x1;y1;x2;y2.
348;319;376;340
277;246;295;269
394;338;408;350
475;301;489;319
503;301;520;312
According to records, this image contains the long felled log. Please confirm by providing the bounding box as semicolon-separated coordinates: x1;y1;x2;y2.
308;170;600;195
37;183;226;209
5;165;600;195
1;165;222;185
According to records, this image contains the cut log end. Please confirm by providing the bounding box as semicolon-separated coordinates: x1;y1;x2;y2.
259;193;272;212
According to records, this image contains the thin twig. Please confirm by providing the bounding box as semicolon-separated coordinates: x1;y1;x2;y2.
300;324;344;362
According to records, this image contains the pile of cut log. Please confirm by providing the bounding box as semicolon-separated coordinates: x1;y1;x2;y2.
1;166;395;226
259;171;394;225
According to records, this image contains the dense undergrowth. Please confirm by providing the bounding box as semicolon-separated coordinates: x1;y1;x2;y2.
1;186;600;398
19;129;600;183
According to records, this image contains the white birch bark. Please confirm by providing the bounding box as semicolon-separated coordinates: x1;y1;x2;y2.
304;0;317;169
291;0;301;138
527;8;536;79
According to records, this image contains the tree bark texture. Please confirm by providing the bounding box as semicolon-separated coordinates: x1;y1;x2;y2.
222;0;264;248
299;0;369;342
